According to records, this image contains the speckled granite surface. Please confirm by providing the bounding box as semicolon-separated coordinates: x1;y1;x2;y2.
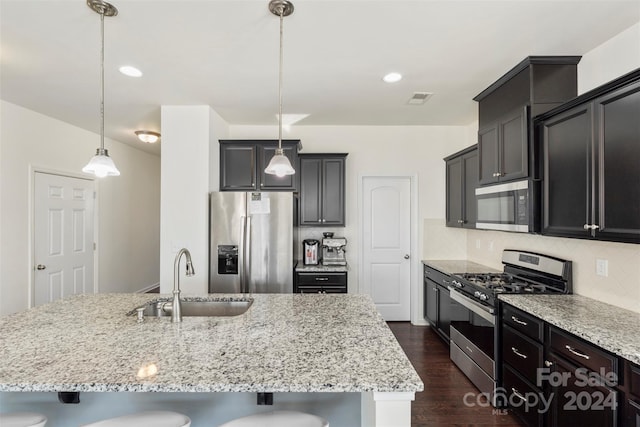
499;294;640;365
295;263;349;272
422;260;500;275
0;293;423;393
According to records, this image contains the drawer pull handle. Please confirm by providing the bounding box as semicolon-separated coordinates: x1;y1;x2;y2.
315;277;329;281
511;388;527;402
466;346;474;354
511;315;528;326
565;345;590;360
511;347;528;359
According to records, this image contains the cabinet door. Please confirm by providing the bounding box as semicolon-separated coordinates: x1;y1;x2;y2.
462;149;479;228
299;158;323;225
594;81;640;243
259;144;298;191
424;278;439;327
296;285;323;294
321;157;346;226
478;124;500;185
437;284;451;341
220;144;256;190
547;354;618;427
542;104;593;238
500;106;528;182
446;156;463;227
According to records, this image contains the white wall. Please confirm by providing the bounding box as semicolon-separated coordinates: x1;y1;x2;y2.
578;22;640;94
0;101;161;316
228;125;474;303
160;106;229;294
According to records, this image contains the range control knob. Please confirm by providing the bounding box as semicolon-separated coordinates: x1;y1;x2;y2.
474;291;481;298
452;280;463;288
479;293;488;301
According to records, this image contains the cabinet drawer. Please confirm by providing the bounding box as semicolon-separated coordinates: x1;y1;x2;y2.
423;265;452;288
549;326;618;376
295;284;346;294
628;361;640;400
503;325;544;386
503;364;543;427
502;304;544;342
627;398;640;427
296;272;347;286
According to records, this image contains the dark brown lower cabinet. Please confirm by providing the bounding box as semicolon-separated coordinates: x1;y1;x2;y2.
546;353;618;427
500;303;633;427
294;271;347;293
625;361;640;427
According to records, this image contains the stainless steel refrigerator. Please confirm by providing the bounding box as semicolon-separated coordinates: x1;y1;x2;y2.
209;192;294;293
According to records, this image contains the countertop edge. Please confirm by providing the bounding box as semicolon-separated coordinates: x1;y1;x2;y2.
499;294;640;366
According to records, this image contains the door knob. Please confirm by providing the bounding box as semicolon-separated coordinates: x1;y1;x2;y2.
36;264;46;270
404;254;410;259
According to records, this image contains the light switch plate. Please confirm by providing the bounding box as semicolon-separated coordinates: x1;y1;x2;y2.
596;259;608;277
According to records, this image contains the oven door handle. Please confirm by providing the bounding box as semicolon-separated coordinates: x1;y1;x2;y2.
448;286;495;325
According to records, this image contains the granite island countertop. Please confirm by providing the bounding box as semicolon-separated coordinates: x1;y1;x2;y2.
0;293;423;393
421;259;500;275
499;294;640;365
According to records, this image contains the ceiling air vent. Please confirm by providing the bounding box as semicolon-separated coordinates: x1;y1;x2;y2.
408;92;433;105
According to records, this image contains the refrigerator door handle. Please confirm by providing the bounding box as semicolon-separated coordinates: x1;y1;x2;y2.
239;215;247;293
245;216;252;293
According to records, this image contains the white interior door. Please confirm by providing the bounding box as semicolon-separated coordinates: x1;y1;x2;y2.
34;172;95;306
361;176;411;320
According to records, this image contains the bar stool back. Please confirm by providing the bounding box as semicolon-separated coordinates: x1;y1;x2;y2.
0;412;47;427
218;410;329;427
80;410;191;427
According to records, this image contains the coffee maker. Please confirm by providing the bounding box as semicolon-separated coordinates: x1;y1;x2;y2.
321;236;347;266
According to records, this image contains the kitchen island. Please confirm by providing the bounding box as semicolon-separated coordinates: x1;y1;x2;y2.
0;293;423;426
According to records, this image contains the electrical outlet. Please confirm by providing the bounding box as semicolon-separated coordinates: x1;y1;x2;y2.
596;259;608;277
476;239;481;249
488;241;494;251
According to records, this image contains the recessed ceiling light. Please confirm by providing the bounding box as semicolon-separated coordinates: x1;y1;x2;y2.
119;65;143;77
135;130;160;143
382;72;402;83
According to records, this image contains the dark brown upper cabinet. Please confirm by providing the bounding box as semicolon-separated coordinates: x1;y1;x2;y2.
474;56;581;186
538;69;640;244
445;145;478;229
299;154;347;227
219;140;300;191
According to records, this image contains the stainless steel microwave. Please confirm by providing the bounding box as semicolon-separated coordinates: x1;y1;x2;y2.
475;179;539;233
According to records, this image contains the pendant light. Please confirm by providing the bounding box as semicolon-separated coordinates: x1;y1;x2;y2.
82;0;120;178
264;0;295;178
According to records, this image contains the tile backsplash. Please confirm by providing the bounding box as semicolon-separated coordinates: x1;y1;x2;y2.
423;219;640;314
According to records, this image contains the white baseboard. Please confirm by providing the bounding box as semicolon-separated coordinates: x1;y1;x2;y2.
137;282;160;293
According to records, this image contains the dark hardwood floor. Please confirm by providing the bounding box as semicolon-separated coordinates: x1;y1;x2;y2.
388;322;525;427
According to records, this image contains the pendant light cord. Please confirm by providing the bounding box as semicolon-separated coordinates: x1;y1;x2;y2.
278;8;284;150
100;10;105;152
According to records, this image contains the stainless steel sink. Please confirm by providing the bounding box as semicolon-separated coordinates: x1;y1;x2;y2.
133;299;253;318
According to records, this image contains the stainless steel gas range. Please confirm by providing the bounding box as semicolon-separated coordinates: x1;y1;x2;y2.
447;250;572;406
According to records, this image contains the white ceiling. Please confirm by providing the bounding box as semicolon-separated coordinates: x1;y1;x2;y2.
1;0;639;156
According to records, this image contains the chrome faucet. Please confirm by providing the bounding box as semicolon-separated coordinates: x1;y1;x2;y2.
172;248;195;323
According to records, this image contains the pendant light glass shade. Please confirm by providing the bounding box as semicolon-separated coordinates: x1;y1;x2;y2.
264;147;295;177
264;0;295;177
82;148;120;177
84;0;120;178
